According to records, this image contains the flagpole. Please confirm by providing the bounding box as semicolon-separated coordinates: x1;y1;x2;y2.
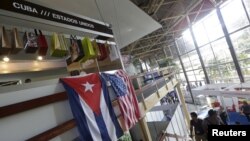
95;58;101;72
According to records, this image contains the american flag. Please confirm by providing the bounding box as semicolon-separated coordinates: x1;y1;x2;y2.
102;70;140;130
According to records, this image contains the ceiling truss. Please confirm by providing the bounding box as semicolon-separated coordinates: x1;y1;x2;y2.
123;0;215;60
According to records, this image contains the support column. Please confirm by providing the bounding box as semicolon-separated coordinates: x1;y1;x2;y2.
138;116;152;141
175;41;195;104
216;7;245;83
186;16;210;84
116;45;125;70
176;83;190;128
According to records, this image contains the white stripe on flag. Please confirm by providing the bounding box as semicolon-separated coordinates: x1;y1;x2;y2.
100;91;118;141
119;96;133;128
116;71;137;128
118;97;129;130
79;95;102;141
123;95;134;127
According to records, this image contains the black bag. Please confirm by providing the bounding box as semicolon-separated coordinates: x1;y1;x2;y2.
75;37;85;62
23;31;38;53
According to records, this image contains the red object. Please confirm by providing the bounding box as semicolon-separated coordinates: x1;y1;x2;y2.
232;104;236;112
97;43;108;61
61;73;102;114
213;102;220;107
36;30;48;56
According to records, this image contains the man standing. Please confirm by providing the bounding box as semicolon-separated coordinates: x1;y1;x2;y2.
190;112;206;141
240;101;250;122
219;106;228;125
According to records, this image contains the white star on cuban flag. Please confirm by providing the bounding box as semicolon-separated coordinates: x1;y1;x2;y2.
82;82;95;93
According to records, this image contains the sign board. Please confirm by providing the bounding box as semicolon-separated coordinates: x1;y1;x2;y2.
0;0;113;35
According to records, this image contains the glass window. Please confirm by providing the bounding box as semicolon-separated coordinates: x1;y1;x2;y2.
193;22;209;46
203;11;224;41
239;59;250;70
199;45;216;67
188;50;201;70
218;63;237;81
194;69;205;81
221;0;249;33
176;37;186;55
182;29;195;52
243;0;250;16
174;60;182;71
182;55;192;71
230;27;250;61
211;38;233;63
179;72;186;82
187;71;196;82
206;66;221;83
239;59;250;82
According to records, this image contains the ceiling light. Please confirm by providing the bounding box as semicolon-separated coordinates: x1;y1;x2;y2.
37;56;43;61
3;57;10;62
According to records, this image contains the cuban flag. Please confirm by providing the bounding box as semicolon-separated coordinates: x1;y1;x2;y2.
61;73;123;141
102;70;140;131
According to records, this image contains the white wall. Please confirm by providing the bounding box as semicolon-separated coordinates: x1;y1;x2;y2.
165;105;189;141
0;79;78;141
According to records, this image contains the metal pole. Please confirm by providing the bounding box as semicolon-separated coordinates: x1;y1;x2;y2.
241;0;250;23
216;7;245;83
186;16;210;84
175;40;195;104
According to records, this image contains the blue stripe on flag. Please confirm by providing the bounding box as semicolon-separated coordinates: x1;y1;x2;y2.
62;82;93;141
101;76;124;138
94;113;112;141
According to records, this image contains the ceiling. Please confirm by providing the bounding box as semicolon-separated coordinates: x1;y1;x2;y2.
121;0;217;59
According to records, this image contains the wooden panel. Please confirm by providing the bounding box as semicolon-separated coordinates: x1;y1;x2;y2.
138;79;178;115
158;86;167;98
67;57;121;72
26;119;76;141
0;92;68;118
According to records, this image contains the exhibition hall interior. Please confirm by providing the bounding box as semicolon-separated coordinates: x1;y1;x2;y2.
0;0;250;141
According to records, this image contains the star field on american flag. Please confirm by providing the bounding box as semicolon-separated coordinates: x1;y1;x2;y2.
107;74;127;97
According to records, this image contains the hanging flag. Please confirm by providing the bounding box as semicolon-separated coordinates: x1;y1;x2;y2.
102;70;141;131
61;73;123;141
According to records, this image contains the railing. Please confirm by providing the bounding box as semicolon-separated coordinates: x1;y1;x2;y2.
0;67;178;141
158;131;192;141
130;67;178;114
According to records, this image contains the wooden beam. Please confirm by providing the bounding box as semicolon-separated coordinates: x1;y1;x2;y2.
26;119;76;141
0;92;68;118
138;117;152;141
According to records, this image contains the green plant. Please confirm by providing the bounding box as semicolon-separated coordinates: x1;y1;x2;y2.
119;133;132;141
158;58;174;68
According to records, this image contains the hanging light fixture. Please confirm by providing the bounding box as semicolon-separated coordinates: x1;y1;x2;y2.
37;56;43;61
3;56;10;62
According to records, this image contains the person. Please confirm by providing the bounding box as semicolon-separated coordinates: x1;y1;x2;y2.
219;106;228;125
202;109;224;139
240;101;250;122
190;112;206;141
